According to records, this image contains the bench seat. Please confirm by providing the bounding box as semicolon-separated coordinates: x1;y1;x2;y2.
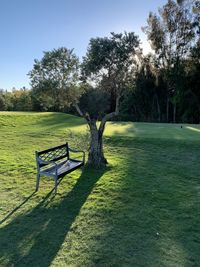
40;159;84;177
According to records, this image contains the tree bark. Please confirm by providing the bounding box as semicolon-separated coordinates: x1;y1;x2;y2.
155;94;161;122
173;103;176;123
166;97;169;122
87;120;107;167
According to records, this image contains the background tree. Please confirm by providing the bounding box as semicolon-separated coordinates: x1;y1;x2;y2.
135;55;161;122
28;47;79;112
0;88;32;111
11;88;32;111
143;0;195;122
0;90;7;111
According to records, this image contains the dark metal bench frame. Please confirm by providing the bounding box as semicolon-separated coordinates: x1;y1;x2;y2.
35;143;85;193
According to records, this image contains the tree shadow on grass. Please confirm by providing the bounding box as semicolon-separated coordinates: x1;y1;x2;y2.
35;113;85;132
83;137;200;266
0;167;107;267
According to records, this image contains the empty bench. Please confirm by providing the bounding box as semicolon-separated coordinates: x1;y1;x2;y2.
35;143;85;193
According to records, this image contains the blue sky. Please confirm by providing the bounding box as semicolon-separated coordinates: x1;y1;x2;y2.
0;0;166;90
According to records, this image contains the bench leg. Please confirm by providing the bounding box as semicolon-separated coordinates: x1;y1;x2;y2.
54;178;58;194
36;173;40;192
81;165;84;174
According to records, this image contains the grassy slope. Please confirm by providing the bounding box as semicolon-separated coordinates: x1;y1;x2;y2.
0;112;200;266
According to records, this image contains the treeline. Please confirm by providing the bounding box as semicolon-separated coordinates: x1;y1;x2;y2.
1;0;200;123
120;45;200;123
0;87;73;112
0;88;32;111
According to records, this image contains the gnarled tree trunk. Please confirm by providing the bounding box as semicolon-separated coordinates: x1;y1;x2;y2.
87;120;107;167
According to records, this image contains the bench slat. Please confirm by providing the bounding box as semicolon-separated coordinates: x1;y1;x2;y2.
37;143;69;163
37;143;68;155
40;159;83;176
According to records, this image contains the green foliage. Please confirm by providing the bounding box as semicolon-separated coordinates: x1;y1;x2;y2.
78;87;111;119
144;0;195;63
82;32;140;96
0;94;6;111
142;0;198;122
180;41;200;122
0;88;33;111
11;88;33;111
28;47;80;111
82;32;139;76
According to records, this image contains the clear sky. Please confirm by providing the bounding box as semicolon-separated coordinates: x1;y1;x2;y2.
0;0;166;90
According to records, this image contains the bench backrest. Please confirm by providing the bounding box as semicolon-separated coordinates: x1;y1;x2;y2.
36;143;69;166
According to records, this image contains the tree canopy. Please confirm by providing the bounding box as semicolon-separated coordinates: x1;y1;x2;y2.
28;47;80;111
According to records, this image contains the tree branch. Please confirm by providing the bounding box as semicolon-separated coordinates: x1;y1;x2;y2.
98;94;120;134
74;103;91;122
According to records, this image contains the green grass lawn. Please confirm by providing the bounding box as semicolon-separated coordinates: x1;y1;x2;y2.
0;112;200;267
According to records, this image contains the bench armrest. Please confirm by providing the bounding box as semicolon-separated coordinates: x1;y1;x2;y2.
68;147;85;163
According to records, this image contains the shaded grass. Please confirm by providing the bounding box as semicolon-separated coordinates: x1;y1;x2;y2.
0;167;107;266
0;112;200;266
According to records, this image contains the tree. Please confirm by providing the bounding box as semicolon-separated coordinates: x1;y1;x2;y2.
76;32;140;167
28;47;79;111
0;91;6;111
135;55;162;122
143;0;195;122
0;89;14;111
11;88;33;111
182;39;200;123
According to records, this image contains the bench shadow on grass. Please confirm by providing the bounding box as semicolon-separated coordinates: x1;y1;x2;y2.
0;167;107;267
0;192;36;225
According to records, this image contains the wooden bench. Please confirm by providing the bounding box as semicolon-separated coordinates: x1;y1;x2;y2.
35;143;85;193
